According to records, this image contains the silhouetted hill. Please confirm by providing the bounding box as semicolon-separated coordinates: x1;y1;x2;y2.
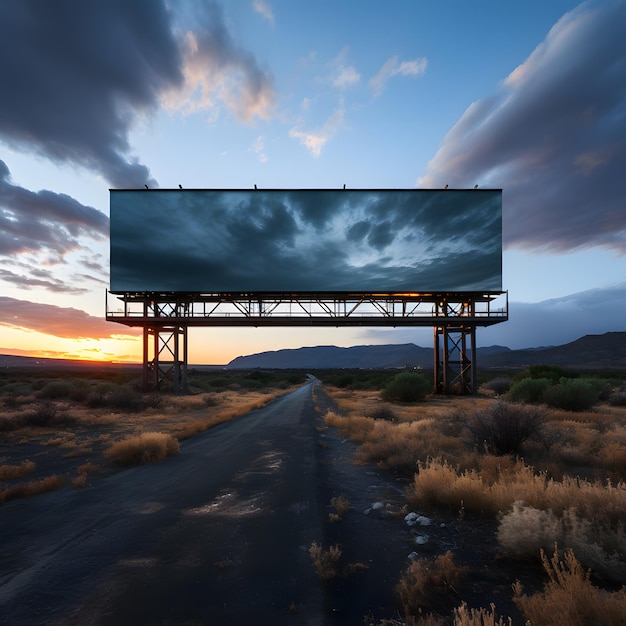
227;343;434;369
480;332;626;369
227;333;626;370
0;354;139;369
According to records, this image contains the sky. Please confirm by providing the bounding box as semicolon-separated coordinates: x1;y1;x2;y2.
0;0;624;364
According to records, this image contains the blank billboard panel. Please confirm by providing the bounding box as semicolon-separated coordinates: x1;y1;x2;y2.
109;189;502;293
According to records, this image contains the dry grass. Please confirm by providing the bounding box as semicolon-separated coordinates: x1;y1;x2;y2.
1;380;295;503
513;547;626;626
329;495;350;522
0;475;67;503
322;384;626;591
453;604;512;626
396;551;468;620
309;542;342;581
0;459;36;480
104;432;180;466
324;410;462;474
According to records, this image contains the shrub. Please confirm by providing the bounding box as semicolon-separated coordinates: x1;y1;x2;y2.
513;547;626;626
369;406;397;422
382;372;430;403
543;378;602;412
507;377;551;404
26;402;58;427
608;392;626;407
484;377;512;395
498;502;626;582
0;475;67;503
105;432;180;466
309;542;342;581
396;551;467;618
89;388;162;412
466;401;546;455
0;460;36;480
526;365;568;384
329;495;350;522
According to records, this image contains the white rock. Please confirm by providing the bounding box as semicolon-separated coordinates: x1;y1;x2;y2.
440;522;446;528
363;508;372;515
372;502;385;510
407;551;419;560
415;515;433;526
404;512;419;523
414;534;430;545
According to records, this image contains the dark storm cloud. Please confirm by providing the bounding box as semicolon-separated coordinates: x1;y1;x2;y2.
110;189;501;292
0;159;108;258
0;296;139;339
419;1;626;254
0;0;183;187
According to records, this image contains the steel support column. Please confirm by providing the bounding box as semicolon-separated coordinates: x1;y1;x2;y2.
434;325;477;395
142;325;188;392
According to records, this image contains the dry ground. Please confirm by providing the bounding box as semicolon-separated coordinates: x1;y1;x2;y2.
2;367;626;624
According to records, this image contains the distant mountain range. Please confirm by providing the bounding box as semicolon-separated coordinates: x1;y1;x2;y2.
1;331;624;371
227;332;626;370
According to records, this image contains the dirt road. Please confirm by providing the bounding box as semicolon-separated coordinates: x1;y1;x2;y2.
0;380;408;625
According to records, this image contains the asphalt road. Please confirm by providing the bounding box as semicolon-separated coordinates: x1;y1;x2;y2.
0;380;327;625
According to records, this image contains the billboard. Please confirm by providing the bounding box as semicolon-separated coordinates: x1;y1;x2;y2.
109;189;502;293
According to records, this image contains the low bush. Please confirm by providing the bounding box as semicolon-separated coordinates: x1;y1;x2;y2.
396;551;467;618
329;495;350;522
309;542;342;581
525;365;568;384
87;388;162;412
513;547;626;626
0;460;36;480
466;401;546;455
382;372;430;403
105;432;179;466
369;406;397;422
0;475;67;503
608;391;626;406
26;402;58;427
484;377;512;395
507;377;551;404
543;378;604;412
498;502;626;582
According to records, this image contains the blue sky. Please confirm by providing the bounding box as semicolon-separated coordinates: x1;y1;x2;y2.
0;0;624;363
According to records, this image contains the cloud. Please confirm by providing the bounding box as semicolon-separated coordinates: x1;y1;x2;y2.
0;159;108;261
0;268;88;295
0;297;140;339
0;0;184;188
163;1;275;123
252;0;275;27
333;65;361;89
480;284;626;348
418;1;626;254
362;284;626;350
289;102;345;157
369;55;428;97
250;135;268;163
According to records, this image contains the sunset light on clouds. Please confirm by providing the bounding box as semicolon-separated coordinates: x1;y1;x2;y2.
0;0;624;364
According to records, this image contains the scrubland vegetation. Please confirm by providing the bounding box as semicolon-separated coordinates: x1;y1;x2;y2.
0;367;303;501
322;367;626;625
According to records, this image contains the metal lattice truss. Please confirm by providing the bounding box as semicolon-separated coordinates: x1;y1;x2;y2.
106;291;508;393
107;291;507;327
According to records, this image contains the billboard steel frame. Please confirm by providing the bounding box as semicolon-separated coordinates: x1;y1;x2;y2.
106;290;508;393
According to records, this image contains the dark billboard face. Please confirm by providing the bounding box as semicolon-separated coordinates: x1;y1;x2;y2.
109;189;502;293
